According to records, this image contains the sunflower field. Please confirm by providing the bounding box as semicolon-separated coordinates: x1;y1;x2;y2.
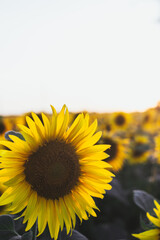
0;105;160;240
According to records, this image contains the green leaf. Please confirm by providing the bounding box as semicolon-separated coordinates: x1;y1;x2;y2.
133;190;156;214
61;229;88;240
0;215;15;232
0;232;20;239
9;237;21;240
139;212;156;230
5;131;25;142
69;230;89;239
107;179;129;205
21;231;33;240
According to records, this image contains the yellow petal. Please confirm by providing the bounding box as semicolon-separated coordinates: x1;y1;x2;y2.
41;113;50;140
4;174;25;187
71;192;88;221
77;144;110;155
50;105;57;139
47;199;60;240
57;106;69;139
17;124;32;136
0;187;14;205
77;131;102;151
132;228;160;239
79;159;112;169
23;191;37;223
37;197;47;236
54;199;64;230
66;114;84;141
147;212;160;227
31;112;45;139
56;105;66;136
25;196;40;231
59;197;72;234
79;183;104;199
26;117;42;145
0;167;25;178
63;195;76;228
72;119;98;147
80;151;109;161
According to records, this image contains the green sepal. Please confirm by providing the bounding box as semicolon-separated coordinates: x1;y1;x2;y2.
5;131;25;142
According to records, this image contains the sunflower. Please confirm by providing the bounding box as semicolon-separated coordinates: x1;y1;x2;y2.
111;112;131;131
154;135;160;164
100;133;127;172
0;117;13;140
9;115;26;132
127;135;151;164
141;109;156;133
132;200;160;240
0;105;114;239
99;114;113;133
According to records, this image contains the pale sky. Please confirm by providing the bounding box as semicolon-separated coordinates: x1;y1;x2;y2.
0;0;160;115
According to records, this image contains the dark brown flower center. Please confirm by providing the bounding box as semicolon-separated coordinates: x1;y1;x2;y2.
103;137;118;161
24;139;80;200
115;114;125;126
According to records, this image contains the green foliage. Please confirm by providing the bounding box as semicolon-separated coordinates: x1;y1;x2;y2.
133;190;156;214
133;190;160;231
0;215;88;240
0;215;32;240
5;131;25;142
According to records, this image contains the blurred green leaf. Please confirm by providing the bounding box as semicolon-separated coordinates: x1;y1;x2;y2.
5;131;25;142
0;215;22;240
108;179;129;205
0;215;15;232
133;190;156;214
61;229;88;240
21;231;32;240
0;215;33;240
9;237;21;240
139;212;156;231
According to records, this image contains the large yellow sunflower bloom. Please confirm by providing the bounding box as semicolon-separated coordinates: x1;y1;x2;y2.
0;105;114;239
132;200;160;240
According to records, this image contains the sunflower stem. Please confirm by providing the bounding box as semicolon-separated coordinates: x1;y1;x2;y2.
31;220;37;240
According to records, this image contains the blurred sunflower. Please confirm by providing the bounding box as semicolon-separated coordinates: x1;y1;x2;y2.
0;105;114;239
100;133;127;172
105;123;112;132
127;135;151;164
141;109;156;133
11;116;26;131
154;135;160;164
111;112;131;131
101;113;113;133
132;200;160;239
0;117;13;140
